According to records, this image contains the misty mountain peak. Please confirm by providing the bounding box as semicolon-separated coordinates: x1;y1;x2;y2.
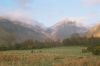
46;19;87;41
0;17;47;42
53;18;82;29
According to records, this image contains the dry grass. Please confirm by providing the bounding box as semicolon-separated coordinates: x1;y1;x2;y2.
0;53;99;66
53;56;100;66
0;46;100;66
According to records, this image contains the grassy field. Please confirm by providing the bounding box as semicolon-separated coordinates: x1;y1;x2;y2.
0;46;100;66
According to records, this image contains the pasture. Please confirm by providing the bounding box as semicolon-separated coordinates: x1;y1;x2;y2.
0;46;100;66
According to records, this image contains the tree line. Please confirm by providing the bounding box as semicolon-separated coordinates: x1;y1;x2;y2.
0;33;100;51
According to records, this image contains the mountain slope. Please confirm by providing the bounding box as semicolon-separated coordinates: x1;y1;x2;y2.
0;17;46;43
46;19;87;41
88;23;100;38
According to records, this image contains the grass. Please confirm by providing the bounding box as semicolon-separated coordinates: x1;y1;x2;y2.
0;46;100;66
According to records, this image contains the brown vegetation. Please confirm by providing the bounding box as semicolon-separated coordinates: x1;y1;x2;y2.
0;53;100;66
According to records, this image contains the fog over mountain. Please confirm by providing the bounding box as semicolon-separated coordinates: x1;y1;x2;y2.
1;16;99;43
0;17;47;43
46;19;87;41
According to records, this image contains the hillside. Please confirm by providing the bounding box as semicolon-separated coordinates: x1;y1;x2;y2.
88;23;100;38
46;19;87;41
0;17;46;43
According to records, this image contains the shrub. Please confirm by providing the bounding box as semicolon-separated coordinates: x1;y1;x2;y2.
82;48;89;53
87;46;100;55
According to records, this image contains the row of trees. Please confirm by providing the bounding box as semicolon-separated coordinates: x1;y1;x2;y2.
0;39;61;50
0;32;100;51
63;34;100;46
63;34;100;55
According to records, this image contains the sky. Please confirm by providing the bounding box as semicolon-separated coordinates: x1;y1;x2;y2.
0;0;100;27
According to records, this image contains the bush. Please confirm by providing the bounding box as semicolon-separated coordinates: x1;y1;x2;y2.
87;46;100;55
82;48;89;53
92;46;100;55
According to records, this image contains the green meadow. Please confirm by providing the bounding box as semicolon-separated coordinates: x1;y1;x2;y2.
0;46;100;66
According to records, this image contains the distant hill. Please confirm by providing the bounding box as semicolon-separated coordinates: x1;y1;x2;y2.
0;17;89;43
46;19;87;41
0;17;46;43
87;23;100;38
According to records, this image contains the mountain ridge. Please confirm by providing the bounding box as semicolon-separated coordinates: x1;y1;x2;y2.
0;17;47;43
1;16;99;42
87;23;100;38
46;19;87;41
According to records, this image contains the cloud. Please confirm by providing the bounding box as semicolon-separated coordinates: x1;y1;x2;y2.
0;0;34;21
0;0;34;22
1;10;31;18
14;0;33;9
62;13;100;26
83;0;100;6
0;10;33;22
0;9;42;26
68;17;86;23
67;16;88;23
15;0;32;5
68;17;89;26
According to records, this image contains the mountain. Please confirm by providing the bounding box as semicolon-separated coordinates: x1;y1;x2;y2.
46;19;87;41
0;17;88;43
0;17;46;43
87;23;100;38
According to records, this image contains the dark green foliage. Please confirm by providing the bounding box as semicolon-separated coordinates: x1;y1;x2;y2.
63;34;89;46
0;30;100;51
63;34;100;46
63;34;100;55
0;38;61;50
87;46;100;55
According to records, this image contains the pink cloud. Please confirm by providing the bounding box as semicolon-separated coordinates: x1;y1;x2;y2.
83;0;100;6
13;0;33;9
